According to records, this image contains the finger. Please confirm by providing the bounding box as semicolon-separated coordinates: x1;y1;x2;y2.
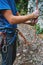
34;18;38;23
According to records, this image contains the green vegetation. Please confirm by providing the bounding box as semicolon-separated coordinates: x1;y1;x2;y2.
15;0;28;15
34;24;43;34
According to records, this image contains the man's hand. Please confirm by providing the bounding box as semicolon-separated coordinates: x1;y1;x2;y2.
24;18;38;25
24;20;31;24
31;18;38;25
32;9;39;19
28;9;39;26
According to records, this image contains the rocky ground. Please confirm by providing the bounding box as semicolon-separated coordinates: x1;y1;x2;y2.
0;24;43;65
13;24;43;65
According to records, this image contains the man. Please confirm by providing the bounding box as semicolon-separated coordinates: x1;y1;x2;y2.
0;0;39;65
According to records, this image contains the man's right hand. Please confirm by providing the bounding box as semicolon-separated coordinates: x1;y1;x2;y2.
32;9;39;19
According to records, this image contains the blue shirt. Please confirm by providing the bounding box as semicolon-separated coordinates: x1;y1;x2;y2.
0;0;17;33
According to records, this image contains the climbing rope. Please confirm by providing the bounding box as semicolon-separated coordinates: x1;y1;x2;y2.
16;0;39;45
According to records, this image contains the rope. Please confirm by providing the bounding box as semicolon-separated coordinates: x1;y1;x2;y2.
36;0;38;10
16;28;30;45
17;0;39;45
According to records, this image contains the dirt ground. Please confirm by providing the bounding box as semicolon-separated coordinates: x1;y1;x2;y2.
14;24;43;65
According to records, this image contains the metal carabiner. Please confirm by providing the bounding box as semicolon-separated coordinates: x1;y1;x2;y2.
2;45;8;53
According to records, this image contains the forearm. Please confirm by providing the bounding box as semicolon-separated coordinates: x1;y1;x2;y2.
16;12;32;24
10;14;34;24
2;10;39;25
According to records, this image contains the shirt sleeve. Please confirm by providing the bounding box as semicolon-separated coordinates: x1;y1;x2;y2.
14;0;18;14
0;0;11;10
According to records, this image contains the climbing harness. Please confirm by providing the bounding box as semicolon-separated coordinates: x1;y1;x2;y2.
0;29;30;53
